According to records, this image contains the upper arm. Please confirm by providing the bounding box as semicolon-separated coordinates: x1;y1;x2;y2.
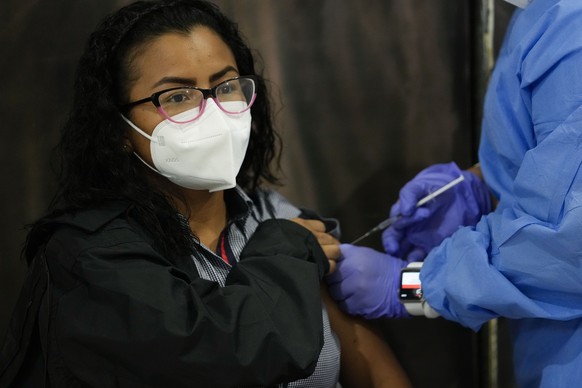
320;284;412;388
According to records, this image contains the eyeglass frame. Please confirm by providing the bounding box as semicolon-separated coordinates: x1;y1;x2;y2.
120;75;257;124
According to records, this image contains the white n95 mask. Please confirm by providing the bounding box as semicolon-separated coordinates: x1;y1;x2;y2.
122;99;251;192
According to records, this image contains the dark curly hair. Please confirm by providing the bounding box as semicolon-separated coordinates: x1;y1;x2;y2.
31;0;282;259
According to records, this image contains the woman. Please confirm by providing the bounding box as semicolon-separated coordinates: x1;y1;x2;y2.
0;1;410;387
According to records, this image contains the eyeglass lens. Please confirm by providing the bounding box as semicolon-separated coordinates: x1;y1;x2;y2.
158;77;255;123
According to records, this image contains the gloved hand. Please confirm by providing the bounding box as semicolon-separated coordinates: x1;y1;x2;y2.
383;162;491;261
325;244;410;319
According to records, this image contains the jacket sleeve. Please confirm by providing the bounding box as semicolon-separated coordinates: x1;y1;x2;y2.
47;218;327;387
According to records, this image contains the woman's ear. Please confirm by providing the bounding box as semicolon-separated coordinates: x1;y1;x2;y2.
122;139;133;154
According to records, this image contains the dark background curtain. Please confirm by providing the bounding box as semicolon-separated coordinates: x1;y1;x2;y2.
0;1;515;386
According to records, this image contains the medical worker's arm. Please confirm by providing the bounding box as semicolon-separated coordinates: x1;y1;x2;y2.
423;104;582;330
321;284;412;388
422;6;582;329
382;162;492;261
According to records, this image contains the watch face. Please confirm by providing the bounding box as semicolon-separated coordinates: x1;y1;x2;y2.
399;268;423;301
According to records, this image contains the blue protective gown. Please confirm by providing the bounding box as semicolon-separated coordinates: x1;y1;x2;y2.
420;0;582;386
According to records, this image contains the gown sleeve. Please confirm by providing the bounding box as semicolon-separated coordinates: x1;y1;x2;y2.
421;2;582;331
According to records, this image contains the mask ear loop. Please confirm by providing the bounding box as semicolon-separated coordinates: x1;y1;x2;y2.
119;114;168;176
120;114;157;142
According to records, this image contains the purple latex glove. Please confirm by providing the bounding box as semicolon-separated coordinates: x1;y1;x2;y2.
383;162;491;261
325;244;410;319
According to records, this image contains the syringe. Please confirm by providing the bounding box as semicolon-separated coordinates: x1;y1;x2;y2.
350;174;465;245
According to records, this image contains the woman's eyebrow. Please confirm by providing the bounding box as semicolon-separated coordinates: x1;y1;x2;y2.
209;66;239;83
152;76;196;89
151;66;240;89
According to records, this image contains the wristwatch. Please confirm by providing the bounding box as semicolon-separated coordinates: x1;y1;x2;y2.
398;261;439;318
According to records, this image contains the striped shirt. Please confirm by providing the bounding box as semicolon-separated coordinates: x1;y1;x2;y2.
191;187;341;388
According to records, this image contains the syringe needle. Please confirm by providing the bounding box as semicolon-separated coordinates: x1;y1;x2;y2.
349;216;399;245
349;174;465;245
350;230;374;245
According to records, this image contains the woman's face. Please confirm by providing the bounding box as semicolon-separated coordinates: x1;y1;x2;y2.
125;26;240;167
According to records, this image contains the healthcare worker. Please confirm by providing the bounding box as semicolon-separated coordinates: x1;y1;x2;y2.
326;0;582;386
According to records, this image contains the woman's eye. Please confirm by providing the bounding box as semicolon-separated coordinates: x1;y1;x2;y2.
166;92;191;104
217;83;237;95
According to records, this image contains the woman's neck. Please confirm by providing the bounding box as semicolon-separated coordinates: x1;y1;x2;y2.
175;189;228;251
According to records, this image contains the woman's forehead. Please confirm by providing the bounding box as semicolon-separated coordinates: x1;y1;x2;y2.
128;27;237;91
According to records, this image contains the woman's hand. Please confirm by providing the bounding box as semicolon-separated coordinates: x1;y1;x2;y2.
291;218;340;273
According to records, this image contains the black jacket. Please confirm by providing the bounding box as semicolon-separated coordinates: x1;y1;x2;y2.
0;202;329;387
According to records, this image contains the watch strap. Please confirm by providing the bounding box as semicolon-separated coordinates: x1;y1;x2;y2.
400;261;439;318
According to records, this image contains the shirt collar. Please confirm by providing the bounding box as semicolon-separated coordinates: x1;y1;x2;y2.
224;186;254;223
